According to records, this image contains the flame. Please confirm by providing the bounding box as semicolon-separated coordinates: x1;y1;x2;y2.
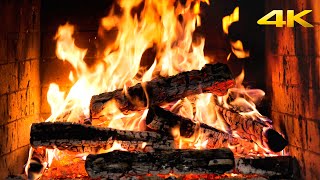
98;140;128;154
26;0;282;177
222;6;239;34
230;40;250;59
222;7;250;59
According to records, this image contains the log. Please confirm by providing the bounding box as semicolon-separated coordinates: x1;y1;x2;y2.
215;106;288;152
235;156;298;179
90;63;235;117
146;106;238;146
30;122;174;153
85;148;234;179
146;106;267;155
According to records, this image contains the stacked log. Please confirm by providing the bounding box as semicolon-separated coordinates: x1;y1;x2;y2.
30;122;174;153
216;106;287;152
146;106;268;155
27;63;292;179
90;63;235;117
85;148;235;179
85;150;297;179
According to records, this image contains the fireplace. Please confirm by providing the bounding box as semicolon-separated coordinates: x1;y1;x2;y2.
0;0;319;179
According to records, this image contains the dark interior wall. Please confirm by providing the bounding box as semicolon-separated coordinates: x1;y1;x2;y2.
265;0;320;179
0;0;41;177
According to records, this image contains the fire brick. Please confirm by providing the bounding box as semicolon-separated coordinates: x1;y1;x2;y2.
267;55;300;86
0;122;18;155
17;116;38;148
29;87;40;116
7;32;40;62
0;95;9;126
0;63;18;95
271;111;307;150
270;84;320;120
8;90;29;122
18;60;40;90
0;39;7;65
306;120;320;154
0;145;29;178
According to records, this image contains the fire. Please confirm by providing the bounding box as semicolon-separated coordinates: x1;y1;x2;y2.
222;6;239;34
26;0;280;177
222;6;250;59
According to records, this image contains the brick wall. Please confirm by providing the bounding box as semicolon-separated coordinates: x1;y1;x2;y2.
265;0;320;179
0;0;41;177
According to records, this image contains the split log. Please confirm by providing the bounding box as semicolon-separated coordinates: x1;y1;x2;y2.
147;106;237;147
146;106;269;155
30;122;174;153
90;63;235;117
85;148;234;179
215;106;288;152
235;156;297;179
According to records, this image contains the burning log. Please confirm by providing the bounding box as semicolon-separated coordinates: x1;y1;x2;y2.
30;122;174;153
146;106;268;155
215;106;288;152
90;63;235;117
85;148;234;179
235;156;297;179
146;106;238;147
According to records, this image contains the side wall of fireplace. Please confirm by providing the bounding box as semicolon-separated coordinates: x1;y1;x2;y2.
0;0;41;177
265;0;320;179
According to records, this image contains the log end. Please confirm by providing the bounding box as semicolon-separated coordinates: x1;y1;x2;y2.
265;129;288;152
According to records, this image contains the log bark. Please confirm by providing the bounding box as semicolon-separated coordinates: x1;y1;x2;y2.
85;148;234;179
146;106;236;146
90;63;235;117
235;156;297;179
215;106;288;152
146;106;269;155
30;122;174;153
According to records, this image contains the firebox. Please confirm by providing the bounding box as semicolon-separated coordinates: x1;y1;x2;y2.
0;0;319;179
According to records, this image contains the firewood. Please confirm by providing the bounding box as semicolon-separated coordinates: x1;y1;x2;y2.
90;63;235;118
30;122;174;153
146;106;265;155
215;106;288;152
85;148;234;179
235;156;297;179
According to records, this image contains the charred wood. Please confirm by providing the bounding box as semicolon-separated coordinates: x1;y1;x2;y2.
85;148;234;179
146;106;239;146
90;63;235;117
216;106;288;152
30;122;174;153
235;156;297;179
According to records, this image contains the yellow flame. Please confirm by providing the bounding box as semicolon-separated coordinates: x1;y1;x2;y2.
230;40;250;59
222;6;239;34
